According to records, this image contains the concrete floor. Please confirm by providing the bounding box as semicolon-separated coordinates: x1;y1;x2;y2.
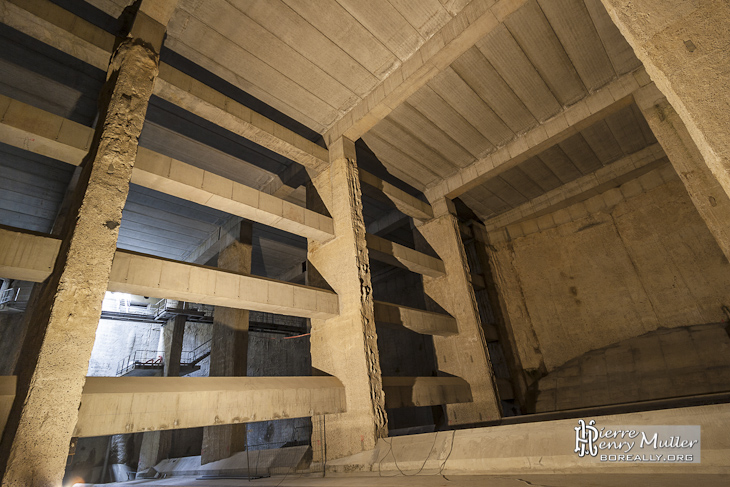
77;473;730;487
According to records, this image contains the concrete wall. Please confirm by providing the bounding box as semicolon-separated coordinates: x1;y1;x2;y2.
536;323;730;412
87;320;162;377
491;169;730;375
247;329;312;448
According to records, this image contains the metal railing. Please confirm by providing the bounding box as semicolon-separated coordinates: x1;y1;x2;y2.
117;340;212;376
116;350;163;376
0;288;19;305
180;339;212;367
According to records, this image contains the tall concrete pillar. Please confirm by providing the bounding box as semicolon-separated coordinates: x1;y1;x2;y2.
635;88;730;261
0;11;165;487
137;314;185;473
477;226;547;409
201;221;252;464
599;0;730;255
307;137;387;460
414;198;501;425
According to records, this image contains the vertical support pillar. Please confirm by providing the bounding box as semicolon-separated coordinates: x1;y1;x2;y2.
414;198;501;425
201;221;252;464
599;0;730;185
137;314;185;473
0;17;163;487
635;86;730;261
600;0;730;256
163;314;185;380
475;225;547;411
307;137;387;461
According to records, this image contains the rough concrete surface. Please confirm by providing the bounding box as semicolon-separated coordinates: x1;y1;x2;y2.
0;37;159;487
492;176;730;372
416;207;502;425
307;137;387;459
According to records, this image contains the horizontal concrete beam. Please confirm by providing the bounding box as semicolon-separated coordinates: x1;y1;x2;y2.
109;251;338;319
0;226;338;319
324;0;528;145
366;209;409;236
0;375;15;435
425;69;654;202
374;301;457;337
0;95;334;241
381;377;472;409
154;64;329;171
366;233;445;278
0;94;92;166
0;225;60;282
73;376;346;437
0;0;113;71
1;0;329;171
134;147;334;241
483;143;667;230
183;215;242;264
359;169;433;221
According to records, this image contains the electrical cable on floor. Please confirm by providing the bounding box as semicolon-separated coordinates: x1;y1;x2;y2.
439;430;456;481
377;429;443;478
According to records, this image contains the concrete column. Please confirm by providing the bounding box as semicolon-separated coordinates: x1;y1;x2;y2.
0;12;164;485
468;223;531;409
201;221;252;464
163;314;185;378
599;0;730;253
414;198;501;425
307;137;387;460
635;88;730;261
137;314;185;473
479;228;547;410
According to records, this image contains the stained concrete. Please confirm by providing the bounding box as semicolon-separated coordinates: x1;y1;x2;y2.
489;174;730;373
415;200;502;425
535;323;730;412
0;32;160;486
599;0;730;221
202;221;252;465
307;137;387;460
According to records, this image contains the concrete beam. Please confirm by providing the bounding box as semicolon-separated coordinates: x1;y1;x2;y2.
0;226;60;282
0;375;468;437
483;143;667;230
366;210;409;236
0;0;113;71
324;0;528;145
183;215;242;264
359;169;433;221
366;233;445;278
381;377;472;409
274;261;307;284
374;301;458;337
153;64;329;172
1;0;329;172
0;94;92;166
424;69;652;202
109;251;338;320
133;147;334;241
260;162;309;201
0;95;334;241
0;226;339;320
0;376;14;436
73;376;346;437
